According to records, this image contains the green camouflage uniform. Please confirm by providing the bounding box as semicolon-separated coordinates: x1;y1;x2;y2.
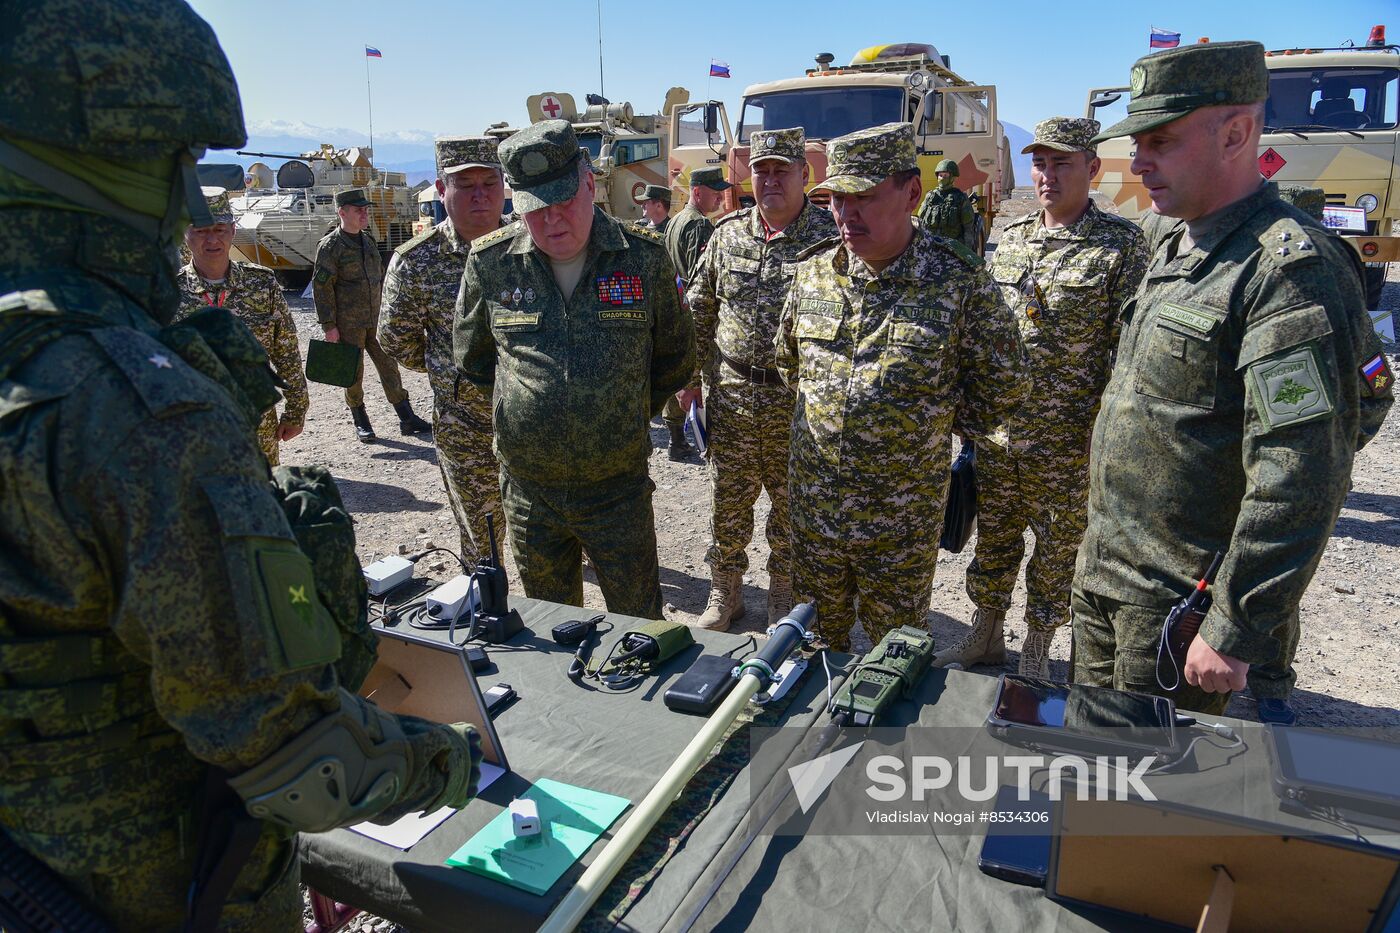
776;124;1028;650
1072;42;1394;715
687;134;836;591
175;258;308;466
380;135;506;564
967;119;1149;635
917;180;977;250
455;121;695;618
0;2;479;927
665;202;716;284
312;223;408;408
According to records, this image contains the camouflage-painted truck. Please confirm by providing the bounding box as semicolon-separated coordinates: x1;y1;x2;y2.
485;89;690;222
667;42;1016;252
1087;27;1399;331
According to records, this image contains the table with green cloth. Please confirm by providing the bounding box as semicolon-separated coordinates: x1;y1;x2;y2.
299;598;1399;932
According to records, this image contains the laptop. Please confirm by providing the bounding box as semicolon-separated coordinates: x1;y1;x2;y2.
360;626;510;772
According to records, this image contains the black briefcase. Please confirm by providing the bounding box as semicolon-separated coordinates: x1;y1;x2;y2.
940;441;977;553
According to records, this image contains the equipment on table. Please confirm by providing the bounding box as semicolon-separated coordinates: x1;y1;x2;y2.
588;618;695;688
829;625;936;727
986;674;1180;760
1155;550;1223;691
664;653;742;715
539;604;816;932
1267;725;1400;831
978;785;1053;887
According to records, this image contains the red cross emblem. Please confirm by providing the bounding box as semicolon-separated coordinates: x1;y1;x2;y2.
541;95;563;119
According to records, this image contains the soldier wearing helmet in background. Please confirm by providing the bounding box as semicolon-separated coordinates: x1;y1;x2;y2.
0;1;481;927
916;157;979;250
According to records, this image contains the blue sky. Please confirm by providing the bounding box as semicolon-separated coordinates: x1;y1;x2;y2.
188;0;1389;144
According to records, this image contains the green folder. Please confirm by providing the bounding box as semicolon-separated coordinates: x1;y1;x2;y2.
445;778;630;896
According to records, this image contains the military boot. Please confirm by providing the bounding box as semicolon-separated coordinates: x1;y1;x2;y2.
667;421;695;461
1018;624;1054;679
349;405;376;443
933;608;1006;668
394;400;432;435
696;571;745;631
766;574;792;626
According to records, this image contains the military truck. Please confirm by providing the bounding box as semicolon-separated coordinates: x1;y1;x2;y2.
485;89;690;221
1086;27;1399;330
668;42;1017;251
226;144;418;286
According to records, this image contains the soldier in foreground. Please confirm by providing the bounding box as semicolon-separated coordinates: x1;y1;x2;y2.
1072;42;1393;715
916;158;978;250
455;120;695;618
639;183;672;233
0;1;481;928
937;118;1148;677
776;123;1027;650
177;186;309;466
381;137;507;563
684;129;837;629
314;188;432;442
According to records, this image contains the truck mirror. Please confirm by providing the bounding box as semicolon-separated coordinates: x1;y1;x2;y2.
1090;93;1122;109
704;103;719;136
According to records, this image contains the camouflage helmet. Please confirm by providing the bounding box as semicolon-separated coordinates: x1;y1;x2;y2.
934;159;959;177
0;0;246;161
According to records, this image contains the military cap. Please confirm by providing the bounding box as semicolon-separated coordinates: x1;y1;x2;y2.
934;158;959;176
1278;184;1325;222
641;184;670;203
199;186;235;225
499;119;584;214
335;188;371;208
690;166;731;190
1023;116;1101;154
811;122;917;195
1094;41;1268;142
436;135;500;175
749;127;806;165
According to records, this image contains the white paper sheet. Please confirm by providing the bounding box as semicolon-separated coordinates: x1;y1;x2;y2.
348;762;505;849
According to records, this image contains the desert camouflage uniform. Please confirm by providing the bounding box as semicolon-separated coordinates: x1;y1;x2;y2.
688;196;836;588
917;183;977;249
455;206;695;618
967;201;1148;631
175;260;308;465
312;226;409;408
381;217;503;562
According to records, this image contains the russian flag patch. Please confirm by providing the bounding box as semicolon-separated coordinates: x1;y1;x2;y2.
1361;353;1392;393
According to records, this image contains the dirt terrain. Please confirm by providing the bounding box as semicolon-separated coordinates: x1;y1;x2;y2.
278;188;1400;728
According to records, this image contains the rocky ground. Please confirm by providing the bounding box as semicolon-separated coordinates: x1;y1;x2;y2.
291;189;1399;930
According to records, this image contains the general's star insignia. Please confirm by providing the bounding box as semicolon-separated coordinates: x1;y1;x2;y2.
149;354;172;369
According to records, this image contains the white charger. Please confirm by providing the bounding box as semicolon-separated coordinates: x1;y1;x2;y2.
510;798;541;837
363;555;414;596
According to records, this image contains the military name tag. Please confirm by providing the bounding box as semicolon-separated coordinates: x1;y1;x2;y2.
798;298;842;315
1158;303;1222;335
1249;345;1334;431
599;309;647;323
494;311;541;328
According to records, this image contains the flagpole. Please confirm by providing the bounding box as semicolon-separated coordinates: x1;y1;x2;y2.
365;45;375;151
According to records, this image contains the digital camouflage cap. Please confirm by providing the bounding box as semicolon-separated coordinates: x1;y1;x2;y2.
0;0;245;161
689;166;731;190
437;136;500;176
1023;117;1101;154
199;186;235;225
335;188;371;208
750;127;806;165
1278;184;1326;221
1094;41;1268;142
498;119;584;214
641;184;670;203
812;122;917;195
934;158;959;176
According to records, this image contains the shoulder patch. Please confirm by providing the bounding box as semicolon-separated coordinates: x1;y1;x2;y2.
87;327;215;419
1247;343;1335;431
469;223;516;254
1258;218;1321;269
394;227;436;257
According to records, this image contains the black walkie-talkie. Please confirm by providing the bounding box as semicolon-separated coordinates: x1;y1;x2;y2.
470;516;524;643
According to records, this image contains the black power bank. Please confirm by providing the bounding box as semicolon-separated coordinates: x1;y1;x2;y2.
664;654;738;714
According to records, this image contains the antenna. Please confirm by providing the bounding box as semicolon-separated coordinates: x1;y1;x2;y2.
596;0;605;101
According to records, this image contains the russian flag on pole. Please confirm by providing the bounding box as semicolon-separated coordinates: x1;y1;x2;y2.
709;59;730;78
365;46;383;58
1149;27;1180;49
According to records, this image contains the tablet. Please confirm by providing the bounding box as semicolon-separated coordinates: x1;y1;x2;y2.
1268;726;1400;828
